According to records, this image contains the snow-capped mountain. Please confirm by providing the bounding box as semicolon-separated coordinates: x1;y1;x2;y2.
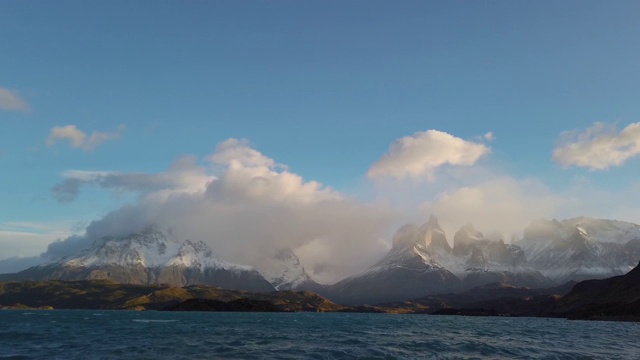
2;216;639;305
63;229;246;272
327;216;462;304
325;216;640;304
328;217;551;304
255;249;320;290
1;228;275;292
518;217;640;282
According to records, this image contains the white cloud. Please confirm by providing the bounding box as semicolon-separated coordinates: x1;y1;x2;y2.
44;139;395;283
208;138;276;168
553;122;640;170
51;156;213;203
367;130;490;180
484;132;495;141
0;87;29;113
46;124;124;151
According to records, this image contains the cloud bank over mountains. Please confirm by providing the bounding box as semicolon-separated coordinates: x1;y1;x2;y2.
3;123;640;282
40;131;498;282
44;139;395;283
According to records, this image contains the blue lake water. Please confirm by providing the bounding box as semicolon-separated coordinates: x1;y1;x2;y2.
1;310;639;359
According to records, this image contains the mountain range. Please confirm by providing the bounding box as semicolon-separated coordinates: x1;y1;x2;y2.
0;228;274;292
326;216;552;304
1;216;639;305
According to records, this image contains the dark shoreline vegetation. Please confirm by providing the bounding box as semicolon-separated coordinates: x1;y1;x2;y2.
2;262;639;321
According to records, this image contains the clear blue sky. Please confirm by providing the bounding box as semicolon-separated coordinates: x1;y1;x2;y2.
2;1;640;259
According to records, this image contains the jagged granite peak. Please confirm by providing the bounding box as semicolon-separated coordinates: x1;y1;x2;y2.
384;219;449;269
485;240;527;267
419;219;452;254
327;217;461;304
391;216;451;254
2;228;275;292
426;214;441;229
453;223;486;257
326;216;558;304
255;249;320;291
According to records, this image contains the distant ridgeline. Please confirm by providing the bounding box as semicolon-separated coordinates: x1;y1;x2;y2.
1;216;639;305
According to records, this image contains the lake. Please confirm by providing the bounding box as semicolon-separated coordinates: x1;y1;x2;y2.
1;310;639;359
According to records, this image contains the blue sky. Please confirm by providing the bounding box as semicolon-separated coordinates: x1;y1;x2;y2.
2;1;640;267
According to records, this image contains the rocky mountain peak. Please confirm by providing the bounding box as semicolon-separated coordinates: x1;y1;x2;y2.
274;248;301;264
255;249;316;290
419;223;451;254
426;215;441;229
453;223;485;256
390;217;452;255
